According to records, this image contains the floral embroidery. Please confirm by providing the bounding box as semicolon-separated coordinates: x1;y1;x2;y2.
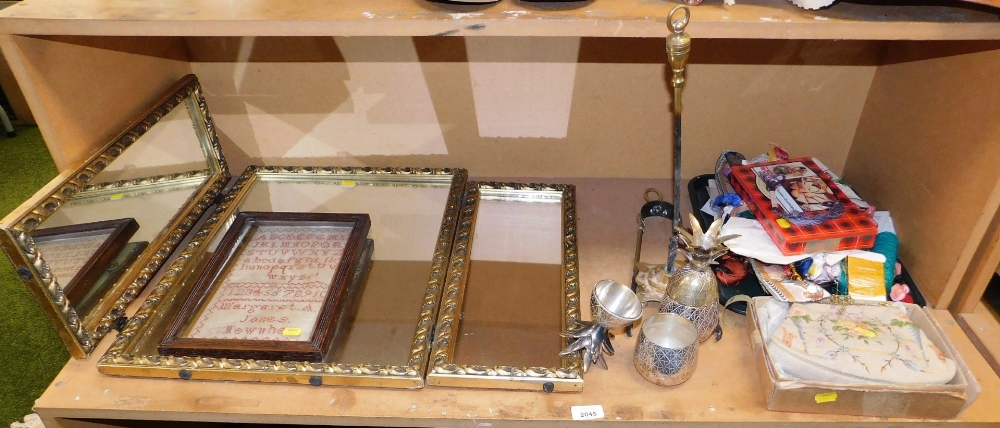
929;343;946;364
780;327;795;347
769;303;957;384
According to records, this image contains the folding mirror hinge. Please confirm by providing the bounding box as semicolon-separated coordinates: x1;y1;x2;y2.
112;316;129;333
211;192;226;206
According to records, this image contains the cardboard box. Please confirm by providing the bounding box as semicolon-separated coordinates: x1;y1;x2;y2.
729;157;878;256
746;296;980;419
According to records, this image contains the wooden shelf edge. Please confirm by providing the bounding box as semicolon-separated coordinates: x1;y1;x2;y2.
1;18;999;40
1;0;999;40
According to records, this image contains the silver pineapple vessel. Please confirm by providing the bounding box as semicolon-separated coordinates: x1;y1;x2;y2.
658;214;737;342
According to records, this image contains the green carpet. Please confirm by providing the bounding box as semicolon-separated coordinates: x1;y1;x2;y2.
0;126;67;424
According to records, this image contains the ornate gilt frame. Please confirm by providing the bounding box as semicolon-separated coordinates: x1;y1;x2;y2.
70;169;211;204
426;182;584;392
0;75;229;358
98;166;467;388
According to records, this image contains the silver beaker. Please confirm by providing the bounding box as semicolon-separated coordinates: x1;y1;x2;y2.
633;313;699;386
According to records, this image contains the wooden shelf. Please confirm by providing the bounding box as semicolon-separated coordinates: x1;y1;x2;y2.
0;0;998;40
32;178;1000;428
4;0;1000;424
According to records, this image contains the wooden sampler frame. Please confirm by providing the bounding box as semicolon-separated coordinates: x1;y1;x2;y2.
159;212;371;362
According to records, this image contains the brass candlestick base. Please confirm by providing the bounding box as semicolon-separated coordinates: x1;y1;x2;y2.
635;261;686;303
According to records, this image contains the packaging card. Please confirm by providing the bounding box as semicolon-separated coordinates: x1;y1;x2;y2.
752;162;835;213
847;255;886;301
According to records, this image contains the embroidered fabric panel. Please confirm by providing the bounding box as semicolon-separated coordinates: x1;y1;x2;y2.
769;303;956;385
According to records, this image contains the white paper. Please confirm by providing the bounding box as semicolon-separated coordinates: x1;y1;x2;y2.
874;211;895;234
701;200;721;220
701;179;724;220
720;217;807;264
571;405;605;421
707;179;720;200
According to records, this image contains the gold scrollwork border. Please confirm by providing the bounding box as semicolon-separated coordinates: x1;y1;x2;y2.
98;166;467;388
426;181;584;392
0;75;229;358
71;169;210;204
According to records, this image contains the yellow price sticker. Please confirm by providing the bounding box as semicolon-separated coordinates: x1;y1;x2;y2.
282;327;302;337
341;180;356;188
814;392;838;404
109;193;124;200
776;218;791;228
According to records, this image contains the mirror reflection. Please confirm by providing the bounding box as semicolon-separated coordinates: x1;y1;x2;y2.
34;185;205;322
27;85;219;331
31;217;141;317
453;196;564;368
87;102;211;185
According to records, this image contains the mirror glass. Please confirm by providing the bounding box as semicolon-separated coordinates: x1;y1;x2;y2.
132;174;456;369
5;76;226;356
87;102;211;185
453;196;564;368
35;184;206;322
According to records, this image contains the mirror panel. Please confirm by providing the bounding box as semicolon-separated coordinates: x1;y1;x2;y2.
88;102;210;185
0;75;229;358
43;186;204;244
98;167;466;388
453;198;563;368
427;182;583;392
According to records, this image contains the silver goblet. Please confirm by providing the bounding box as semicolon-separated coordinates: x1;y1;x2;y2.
591;279;643;330
561;279;642;373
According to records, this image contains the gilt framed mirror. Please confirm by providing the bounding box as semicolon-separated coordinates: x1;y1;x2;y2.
427;182;584;392
0;75;230;358
98;166;466;388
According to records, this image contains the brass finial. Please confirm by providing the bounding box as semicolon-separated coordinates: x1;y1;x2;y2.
666;6;691;114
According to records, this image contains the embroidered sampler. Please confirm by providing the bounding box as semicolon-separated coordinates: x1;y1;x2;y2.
185;224;352;341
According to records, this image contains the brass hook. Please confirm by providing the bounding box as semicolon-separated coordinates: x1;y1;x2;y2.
644;188;664;202
668;5;690;34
